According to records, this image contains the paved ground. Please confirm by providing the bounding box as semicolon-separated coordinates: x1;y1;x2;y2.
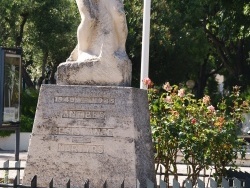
0;150;27;161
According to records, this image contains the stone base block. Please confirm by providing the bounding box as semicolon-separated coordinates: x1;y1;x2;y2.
23;85;155;188
57;56;132;86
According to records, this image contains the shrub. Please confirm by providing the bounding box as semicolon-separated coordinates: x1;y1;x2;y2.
146;79;250;185
20;88;39;132
0;88;38;137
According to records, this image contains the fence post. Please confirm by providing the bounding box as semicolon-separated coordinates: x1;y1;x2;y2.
209;178;217;188
13;176;18;188
146;179;154;188
15;161;20;185
160;180;167;188
66;179;70;188
3;160;9;184
121;180;124;188
160;165;163;183
49;178;53;188
222;177;229;188
185;180;192;188
233;178;242;188
245;177;250;188
136;179;140;188
172;179;179;188
84;179;89;188
103;180;107;188
197;179;205;188
31;175;37;188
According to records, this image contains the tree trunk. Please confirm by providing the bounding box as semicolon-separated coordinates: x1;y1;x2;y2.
196;60;208;99
21;66;35;89
15;12;35;89
15;12;29;47
37;50;49;88
49;63;57;84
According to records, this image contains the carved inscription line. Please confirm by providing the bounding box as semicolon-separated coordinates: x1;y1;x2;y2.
62;110;105;119
58;144;104;154
72;136;92;143
76;119;105;126
57;127;114;137
55;96;115;104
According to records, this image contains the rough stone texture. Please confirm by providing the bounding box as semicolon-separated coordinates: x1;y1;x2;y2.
57;1;132;86
57;56;132;86
23;85;155;188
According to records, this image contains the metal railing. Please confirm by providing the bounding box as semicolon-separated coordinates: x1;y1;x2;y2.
1;160;250;187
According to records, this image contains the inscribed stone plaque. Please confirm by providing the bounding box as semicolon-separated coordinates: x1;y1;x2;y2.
23;85;155;188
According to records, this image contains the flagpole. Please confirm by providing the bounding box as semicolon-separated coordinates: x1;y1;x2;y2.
140;0;151;89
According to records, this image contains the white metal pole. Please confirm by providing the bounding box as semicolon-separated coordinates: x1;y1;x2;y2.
140;0;151;89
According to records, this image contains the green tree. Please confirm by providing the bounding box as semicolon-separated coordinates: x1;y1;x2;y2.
125;0;250;98
24;0;78;86
20;88;39;132
124;1;143;87
0;0;35;87
157;0;250;97
0;0;78;133
0;0;78;87
1;0;249;96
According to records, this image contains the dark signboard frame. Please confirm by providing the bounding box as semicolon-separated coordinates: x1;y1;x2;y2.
0;47;22;161
0;47;22;126
0;48;4;125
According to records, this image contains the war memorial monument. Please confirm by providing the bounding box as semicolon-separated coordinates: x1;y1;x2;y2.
23;1;155;187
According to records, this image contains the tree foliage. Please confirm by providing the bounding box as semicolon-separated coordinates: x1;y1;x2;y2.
0;0;78;133
1;0;249;95
20;88;39;132
125;0;250;97
0;0;78;87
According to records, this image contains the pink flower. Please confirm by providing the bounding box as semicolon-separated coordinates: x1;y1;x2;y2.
203;95;210;105
191;118;197;124
178;89;185;97
162;82;172;92
165;96;172;103
142;78;153;87
207;105;215;113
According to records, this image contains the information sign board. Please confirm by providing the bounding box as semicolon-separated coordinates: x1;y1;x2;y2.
0;47;22;125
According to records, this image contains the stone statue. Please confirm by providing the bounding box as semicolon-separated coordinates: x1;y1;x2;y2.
57;0;132;86
24;3;155;187
68;0;128;62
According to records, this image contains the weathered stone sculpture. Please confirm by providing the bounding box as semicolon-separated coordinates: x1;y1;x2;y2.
68;0;128;62
23;1;155;187
57;0;132;86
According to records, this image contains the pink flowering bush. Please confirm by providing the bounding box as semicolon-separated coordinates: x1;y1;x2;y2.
146;79;250;185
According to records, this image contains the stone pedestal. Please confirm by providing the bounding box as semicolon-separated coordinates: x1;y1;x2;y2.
57;55;132;87
23;85;155;188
